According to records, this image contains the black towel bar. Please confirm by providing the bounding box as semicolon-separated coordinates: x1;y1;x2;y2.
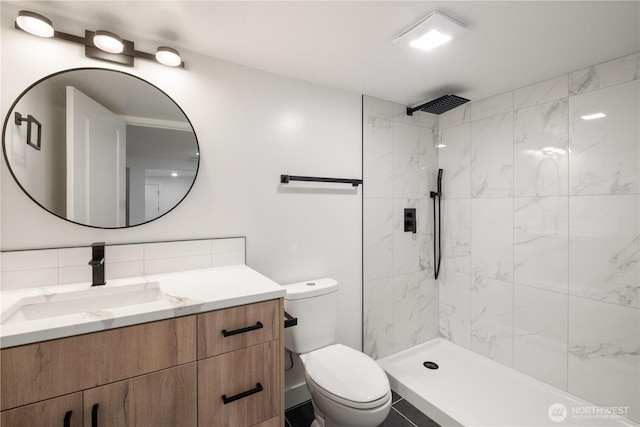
280;175;362;187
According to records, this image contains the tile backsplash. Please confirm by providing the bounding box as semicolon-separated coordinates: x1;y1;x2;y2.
0;237;246;291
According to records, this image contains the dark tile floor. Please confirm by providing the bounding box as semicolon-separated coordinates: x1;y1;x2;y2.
285;390;440;427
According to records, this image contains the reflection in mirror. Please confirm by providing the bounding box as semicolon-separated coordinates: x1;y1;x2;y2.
3;68;199;228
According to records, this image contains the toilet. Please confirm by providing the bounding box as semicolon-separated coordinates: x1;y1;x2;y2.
284;278;391;427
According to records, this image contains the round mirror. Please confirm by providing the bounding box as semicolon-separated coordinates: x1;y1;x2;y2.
2;68;199;228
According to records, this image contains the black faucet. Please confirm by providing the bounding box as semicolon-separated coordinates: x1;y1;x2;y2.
88;242;106;286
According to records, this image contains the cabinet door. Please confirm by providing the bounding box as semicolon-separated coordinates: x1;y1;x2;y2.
1;392;82;427
198;341;280;426
84;363;196;427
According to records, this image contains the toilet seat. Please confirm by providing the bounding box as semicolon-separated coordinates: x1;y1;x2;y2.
303;344;391;410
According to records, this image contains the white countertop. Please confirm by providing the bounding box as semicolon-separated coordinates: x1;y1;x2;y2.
0;265;285;349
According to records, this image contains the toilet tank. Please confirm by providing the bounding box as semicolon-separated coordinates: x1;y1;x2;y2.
284;278;338;354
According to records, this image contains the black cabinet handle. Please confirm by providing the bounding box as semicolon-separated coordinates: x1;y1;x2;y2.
221;383;263;404
221;321;263;337
63;411;72;427
91;404;99;427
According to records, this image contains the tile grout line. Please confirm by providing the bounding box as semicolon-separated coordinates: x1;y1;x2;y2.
391;406;419;427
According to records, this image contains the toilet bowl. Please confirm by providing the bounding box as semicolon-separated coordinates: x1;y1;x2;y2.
284;278;391;427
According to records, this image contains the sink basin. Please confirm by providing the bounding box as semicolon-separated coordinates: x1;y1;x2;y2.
1;282;163;325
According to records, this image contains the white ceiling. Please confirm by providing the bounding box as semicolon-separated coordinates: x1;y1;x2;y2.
9;1;640;107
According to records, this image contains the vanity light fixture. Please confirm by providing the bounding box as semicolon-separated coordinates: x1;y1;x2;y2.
394;11;466;52
14;10;185;68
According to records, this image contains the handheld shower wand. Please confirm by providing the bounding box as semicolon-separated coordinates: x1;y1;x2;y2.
430;169;443;279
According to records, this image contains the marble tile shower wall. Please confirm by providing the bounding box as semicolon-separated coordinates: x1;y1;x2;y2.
438;52;639;422
362;96;440;359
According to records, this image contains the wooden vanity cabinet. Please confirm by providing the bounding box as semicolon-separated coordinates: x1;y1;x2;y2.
0;298;284;427
0;393;83;427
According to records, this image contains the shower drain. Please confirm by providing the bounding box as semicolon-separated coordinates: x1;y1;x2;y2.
423;361;439;370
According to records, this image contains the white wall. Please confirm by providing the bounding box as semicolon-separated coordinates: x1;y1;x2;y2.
0;3;363;356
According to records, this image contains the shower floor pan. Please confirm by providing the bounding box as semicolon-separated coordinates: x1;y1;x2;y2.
378;338;638;427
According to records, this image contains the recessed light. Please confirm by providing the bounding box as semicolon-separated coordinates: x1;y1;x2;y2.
436;144;447;148
171;172;178;177
394;11;465;52
581;113;606;120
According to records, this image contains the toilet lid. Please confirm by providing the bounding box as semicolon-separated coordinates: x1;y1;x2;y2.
304;344;390;404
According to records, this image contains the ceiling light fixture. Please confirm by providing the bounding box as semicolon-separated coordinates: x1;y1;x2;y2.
394;11;466;52
14;10;185;68
16;10;54;38
581;112;606;120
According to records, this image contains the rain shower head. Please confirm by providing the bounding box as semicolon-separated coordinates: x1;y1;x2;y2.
407;94;470;116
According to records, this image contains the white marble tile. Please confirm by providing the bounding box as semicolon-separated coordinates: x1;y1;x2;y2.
106;244;143;263
393;199;420;276
569;52;640;95
362;95;394;120
442;198;471;274
419;111;438;130
144;254;211;275
438;123;470;199
513;285;568;390
471;198;514;282
59;265;91;284
568;296;639;422
393;122;421;198
470;276;513;366
393;102;421;126
569;80;639;195
1;249;58;271
143;240;211;260
419;272;439;343
439;103;470;129
364;115;393;198
569;195;639;308
211;237;245;254
1;268;58;291
439;269;471;348
394;272;423;352
514;100;569;197
513;196;569;293
470;113;513;197
59;247;91;267
211;251;245;267
470;92;513;122
106;261;144;280
364;198;394;281
418;127;438;200
418;199;434;273
514;75;568;110
363;277;394;359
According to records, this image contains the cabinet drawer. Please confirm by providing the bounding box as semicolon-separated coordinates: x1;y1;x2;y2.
252;416;281;427
197;299;279;359
84;363;197;427
1;392;82;427
1;315;196;410
198;341;280;426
